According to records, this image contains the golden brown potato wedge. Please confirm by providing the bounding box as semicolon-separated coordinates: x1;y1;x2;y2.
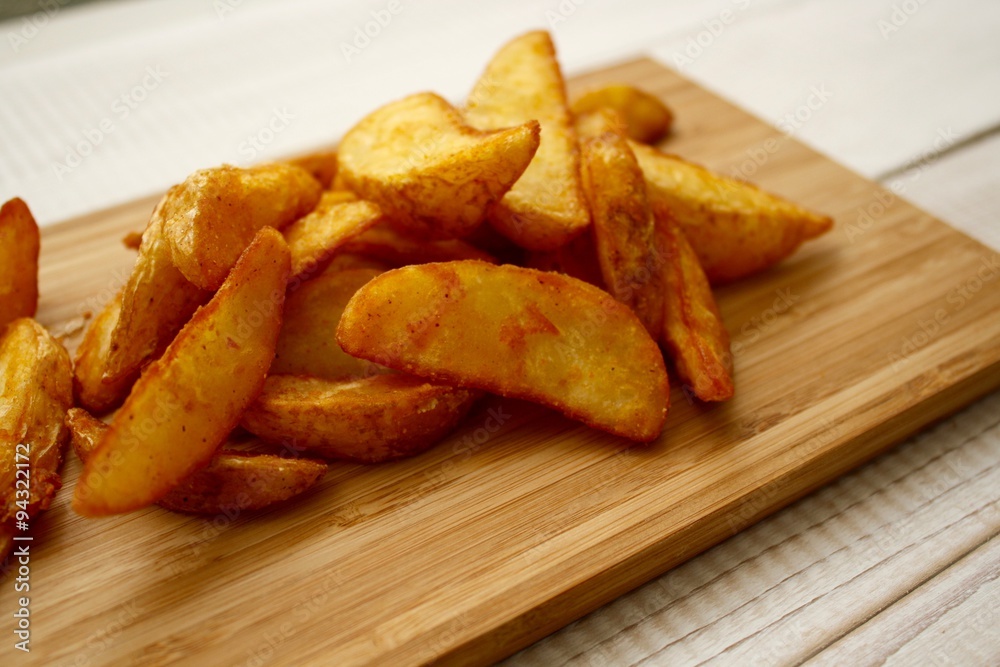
164;162;321;290
67;409;327;514
73;228;290;517
0;319;73;540
337;261;668;441
242;374;480;463
579;109;665;338
464;31;590;250
631;142;833;283
572;84;674;144
341;223;495;267
283;190;384;284
289;149;338;189
73;290;138;414
273;268;387;380
338;92;540;239
0;198;40;329
104;195;211;384
657;215;734;402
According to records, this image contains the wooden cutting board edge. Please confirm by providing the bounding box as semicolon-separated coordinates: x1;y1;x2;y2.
24;57;1000;666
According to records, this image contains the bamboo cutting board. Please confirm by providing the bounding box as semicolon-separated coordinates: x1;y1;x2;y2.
6;58;1000;666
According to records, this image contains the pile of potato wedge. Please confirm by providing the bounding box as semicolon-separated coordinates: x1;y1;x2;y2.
0;30;832;554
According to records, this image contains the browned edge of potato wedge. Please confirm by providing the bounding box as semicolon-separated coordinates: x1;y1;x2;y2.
0;318;73;530
272;267;387;380
341;223;495;267
578;109;666;339
464;30;590;251
242;374;481;463
73;227;290;517
631;141;834;284
283;190;384;285
571;83;674;144
164;162;321;291
104;196;211;384
67;409;327;514
337;261;669;442
73;289;138;414
0;198;41;329
656;215;734;402
338;92;540;240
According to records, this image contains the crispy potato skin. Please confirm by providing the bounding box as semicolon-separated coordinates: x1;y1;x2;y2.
73;290;138;414
273;268;387;380
242;374;480;463
105;196;211;383
283;190;384;284
289;149;338;189
657;216;734;402
338;92;540;240
0;198;40;328
464;31;590;251
337;261;668;442
632;142;833;284
579;111;666;339
0;319;73;532
165;162;321;290
67;409;326;514
571;84;673;144
73;228;290;517
341;223;495;267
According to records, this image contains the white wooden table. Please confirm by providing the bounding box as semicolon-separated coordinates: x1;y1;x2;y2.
1;1;998;664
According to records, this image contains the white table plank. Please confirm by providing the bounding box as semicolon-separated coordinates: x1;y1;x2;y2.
647;0;1000;179
894;131;1000;251
806;536;1000;666
0;0;790;226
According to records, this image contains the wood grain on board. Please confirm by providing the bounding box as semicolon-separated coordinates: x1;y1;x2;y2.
7;58;1000;666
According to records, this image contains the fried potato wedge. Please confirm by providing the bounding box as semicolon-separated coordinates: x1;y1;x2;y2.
289;149;338;189
657;215;734;402
73;228;290;517
0;319;73;534
341;223;495;267
242;374;480;463
0;198;40;329
273;268;387;380
571;84;673;144
337;261;668;441
67;409;326;514
73;290;138;414
105;195;211;384
631;142;833;283
164;162;321;290
338;92;539;239
283;190;384;284
464;31;589;250
579;109;665;338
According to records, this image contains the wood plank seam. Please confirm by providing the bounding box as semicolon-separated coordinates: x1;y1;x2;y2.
799;531;1000;665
